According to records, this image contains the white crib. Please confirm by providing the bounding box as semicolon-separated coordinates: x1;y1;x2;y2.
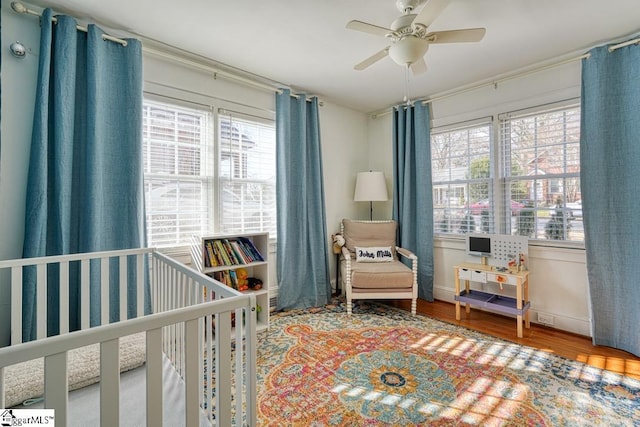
0;248;257;426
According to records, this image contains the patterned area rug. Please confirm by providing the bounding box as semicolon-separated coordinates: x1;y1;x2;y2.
256;300;640;426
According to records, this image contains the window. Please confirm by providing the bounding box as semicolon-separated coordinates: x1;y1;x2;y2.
502;104;581;241
142;99;276;248
432;102;582;243
218;111;276;237
431;121;493;234
143;100;211;247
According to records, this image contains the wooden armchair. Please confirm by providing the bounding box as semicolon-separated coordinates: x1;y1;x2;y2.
340;219;417;315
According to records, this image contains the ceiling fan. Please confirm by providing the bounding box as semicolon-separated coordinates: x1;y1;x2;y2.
346;0;486;75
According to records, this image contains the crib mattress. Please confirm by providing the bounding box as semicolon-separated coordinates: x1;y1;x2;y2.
13;354;212;427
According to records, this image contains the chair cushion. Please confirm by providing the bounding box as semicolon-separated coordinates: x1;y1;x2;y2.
342;219;397;258
348;259;413;289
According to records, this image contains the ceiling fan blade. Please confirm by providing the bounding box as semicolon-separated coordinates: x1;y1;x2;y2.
410;58;428;75
346;20;392;37
428;28;486;43
413;0;451;27
354;47;390;71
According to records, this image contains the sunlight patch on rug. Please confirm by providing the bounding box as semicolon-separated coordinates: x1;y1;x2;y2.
256;302;640;426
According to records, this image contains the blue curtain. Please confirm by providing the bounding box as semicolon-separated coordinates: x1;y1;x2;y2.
392;102;434;301
581;42;640;357
275;90;331;310
21;9;147;341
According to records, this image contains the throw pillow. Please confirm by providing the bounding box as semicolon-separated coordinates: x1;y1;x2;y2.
355;246;394;262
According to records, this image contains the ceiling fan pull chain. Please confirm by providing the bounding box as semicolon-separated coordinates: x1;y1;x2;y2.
404;64;411;104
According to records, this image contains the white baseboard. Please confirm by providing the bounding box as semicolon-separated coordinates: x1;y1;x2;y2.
433;284;591;338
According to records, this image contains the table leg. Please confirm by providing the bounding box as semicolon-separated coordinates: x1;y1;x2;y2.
516;278;523;338
465;279;471;314
335;253;340;296
455;270;461;320
524;277;530;329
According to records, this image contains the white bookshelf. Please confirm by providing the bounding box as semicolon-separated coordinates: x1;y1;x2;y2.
191;232;269;331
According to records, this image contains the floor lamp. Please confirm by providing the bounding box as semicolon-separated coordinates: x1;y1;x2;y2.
354;171;389;220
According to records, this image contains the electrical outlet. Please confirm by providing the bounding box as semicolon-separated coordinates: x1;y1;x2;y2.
537;312;554;326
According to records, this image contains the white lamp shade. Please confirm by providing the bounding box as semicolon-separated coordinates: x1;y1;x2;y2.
354;171;389;202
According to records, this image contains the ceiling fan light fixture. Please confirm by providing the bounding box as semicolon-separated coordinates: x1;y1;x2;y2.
388;37;429;66
395;0;422;14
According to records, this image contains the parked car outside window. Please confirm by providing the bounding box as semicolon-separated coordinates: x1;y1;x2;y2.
469;199;523;216
566;200;582;219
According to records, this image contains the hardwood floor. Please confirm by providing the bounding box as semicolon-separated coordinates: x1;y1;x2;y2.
387;298;640;380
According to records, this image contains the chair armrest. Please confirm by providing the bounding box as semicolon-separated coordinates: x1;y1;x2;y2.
340;246;352;265
396;247;417;260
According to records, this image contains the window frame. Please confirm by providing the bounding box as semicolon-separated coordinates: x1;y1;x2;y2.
431;99;583;246
142;97;214;248
431;118;495;236
500;101;582;243
142;94;276;250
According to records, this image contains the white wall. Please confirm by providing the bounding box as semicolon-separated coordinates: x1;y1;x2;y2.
1;0;592;343
0;6;369;345
0;1;41;346
142;52;370;294
368;59;592;336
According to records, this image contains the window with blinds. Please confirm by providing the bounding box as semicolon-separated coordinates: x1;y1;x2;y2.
142;98;277;248
501;104;582;241
217;111;276;237
431;121;493;235
142;100;211;247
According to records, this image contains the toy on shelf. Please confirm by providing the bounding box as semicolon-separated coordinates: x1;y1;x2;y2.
236;268;249;291
248;277;263;290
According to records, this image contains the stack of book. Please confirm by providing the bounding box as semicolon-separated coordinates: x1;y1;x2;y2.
203;237;264;268
210;270;242;290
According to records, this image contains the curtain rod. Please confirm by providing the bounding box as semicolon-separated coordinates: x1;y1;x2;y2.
371;53;590;118
421;34;640;106
143;46;281;94
422;53;591;106
11;1;320;102
372;33;640;118
609;37;640;52
144;47;323;104
11;1;127;46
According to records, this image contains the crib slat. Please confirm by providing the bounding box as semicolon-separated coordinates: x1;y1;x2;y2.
146;328;163;427
37;264;46;339
216;312;233;427
235;307;244;424
11;266;23;345
59;261;70;334
120;255;127;321
45;352;68;426
0;367;5;408
185;319;200;427
100;338;120;426
204;288;214;422
137;253;144;317
81;259;90;329
244;295;258;427
101;257;110;325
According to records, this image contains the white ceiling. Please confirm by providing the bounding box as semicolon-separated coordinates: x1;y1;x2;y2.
17;0;640;113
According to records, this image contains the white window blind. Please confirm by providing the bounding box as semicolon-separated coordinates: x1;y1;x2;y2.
217;110;276;237
431;121;493;235
143;100;211;247
501;103;582;241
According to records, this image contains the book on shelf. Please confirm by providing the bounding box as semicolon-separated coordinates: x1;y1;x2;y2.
203;237;265;267
230;240;249;264
238;236;264;262
205;241;217;267
222;239;243;265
